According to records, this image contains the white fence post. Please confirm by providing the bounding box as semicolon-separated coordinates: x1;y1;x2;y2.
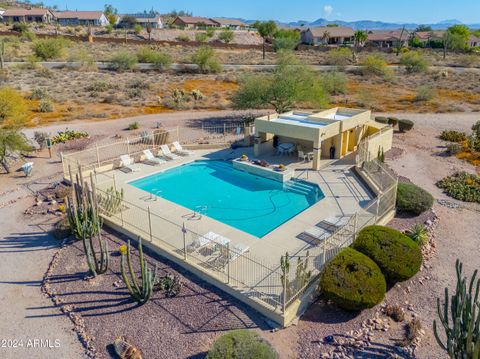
147;206;153;242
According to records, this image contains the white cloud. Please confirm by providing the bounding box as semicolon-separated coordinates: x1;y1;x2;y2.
324;5;333;16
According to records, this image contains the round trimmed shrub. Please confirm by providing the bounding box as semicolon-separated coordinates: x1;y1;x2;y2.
353;225;422;283
319;248;386;311
387;117;399;127
207;330;278;359
398;119;414;132
375;116;388;124
396;182;434;215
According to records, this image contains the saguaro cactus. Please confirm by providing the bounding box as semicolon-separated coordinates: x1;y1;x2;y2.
433;259;480;359
120;238;157;305
281;252;292;301
81;219;109;276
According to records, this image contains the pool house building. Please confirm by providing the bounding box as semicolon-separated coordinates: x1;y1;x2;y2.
254;108;392;170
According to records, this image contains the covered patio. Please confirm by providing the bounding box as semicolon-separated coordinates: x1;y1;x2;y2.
253;108;385;170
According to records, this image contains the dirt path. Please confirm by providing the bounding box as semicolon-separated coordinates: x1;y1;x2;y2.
0;183;84;359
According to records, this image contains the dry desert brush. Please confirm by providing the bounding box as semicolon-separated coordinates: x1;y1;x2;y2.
433;259;480;359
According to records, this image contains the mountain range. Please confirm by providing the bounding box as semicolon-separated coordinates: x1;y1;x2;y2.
242;18;480;30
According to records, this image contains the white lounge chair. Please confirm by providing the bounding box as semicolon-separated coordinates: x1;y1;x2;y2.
142;149;166;166
317;216;351;232
187;231;220;252
119;155;140;173
230;243;250;261
172;141;194;156
303;226;331;244
160;144;180;160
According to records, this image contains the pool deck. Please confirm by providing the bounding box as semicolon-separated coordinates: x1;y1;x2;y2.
96;146;372;268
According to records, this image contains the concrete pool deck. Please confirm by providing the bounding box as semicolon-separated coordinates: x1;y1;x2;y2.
95;147;373;267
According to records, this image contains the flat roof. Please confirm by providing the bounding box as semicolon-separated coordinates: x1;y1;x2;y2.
272;116;327;128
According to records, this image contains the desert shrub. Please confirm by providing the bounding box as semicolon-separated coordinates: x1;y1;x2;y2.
127;88;143;99
472;120;480;137
38;99;53;113
195;32;209;43
458;54;479;68
29;87;49;100
384;304;405;322
133;24;142;35
136;47;172;69
67;48;97;71
353;225;422;283
319;248;386;311
206;28;216;38
405;224;428;246
446;143;462;155
400;51;429;73
398;119;414;132
128;121;139;130
396;182;434;215
436;172;480;203
191;89;204;101
32;38;69;60
12;23;29;33
321;71;347;95
415;85;435;102
191;46;222;73
34;131;49;149
440;130;467;142
218;29;234;43
206;330;278;359
375;116;388;124
360;54;392;77
387;117;399;127
51;129;88;145
326;47;352;67
105;24;113;34
86;81;114;92
402;318;423;347
110;51;138;71
52;217;70;240
176;34;191;42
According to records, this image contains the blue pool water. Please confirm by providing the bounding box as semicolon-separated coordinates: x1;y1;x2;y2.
129;161;324;237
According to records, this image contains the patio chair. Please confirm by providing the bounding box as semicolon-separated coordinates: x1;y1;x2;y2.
187;231;220;253
160;144;180;160
142;149;166;166
317;216;351;232
119;154;140;173
303;226;331;244
298;151;307;162
172;141;194;156
211;241;249;271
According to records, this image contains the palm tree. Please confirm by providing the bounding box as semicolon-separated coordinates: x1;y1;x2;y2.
321;30;331;45
354;30;368;48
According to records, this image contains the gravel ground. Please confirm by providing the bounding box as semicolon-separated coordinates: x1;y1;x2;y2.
46;228;271;359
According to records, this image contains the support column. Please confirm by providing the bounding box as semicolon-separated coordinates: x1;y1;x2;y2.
312;139;322;170
333;134;343;159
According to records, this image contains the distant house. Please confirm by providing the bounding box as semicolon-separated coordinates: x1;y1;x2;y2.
301;26;354;46
2;7;54;23
468;34;480;47
412;31;480;48
131;14;163;29
54;11;108;26
211;18;247;30
172;16;219;29
367;30;410;48
0;8;5;16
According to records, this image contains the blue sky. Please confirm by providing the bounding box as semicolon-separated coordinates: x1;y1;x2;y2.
41;1;480;24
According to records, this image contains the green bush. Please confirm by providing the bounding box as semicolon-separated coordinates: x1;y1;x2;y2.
136;47;172;70
396;182;434;215
439;130;467;142
176;34;191;42
218;29;234;43
206;330;278;359
29;87;49;100
398;119;414;132
51;129;88;145
191;46;222;73
375;116;388;124
38;99;53;113
326;48;352;67
321;71;347;95
110;51;138;71
360;54;392;77
32;38;69;60
471;120;480;137
400;51;429;73
436;172;480;203
406;224;428;246
12;23;29;33
128;121;140;130
195;32;209;43
353;226;422;283
387;117;399;127
319;248;386;311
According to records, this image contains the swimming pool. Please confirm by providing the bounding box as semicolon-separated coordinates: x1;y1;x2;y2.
129;160;324;237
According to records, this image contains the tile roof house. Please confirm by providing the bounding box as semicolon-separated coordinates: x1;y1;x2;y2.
211;18;247;30
133;15;163;29
2;7;54;23
53;11;108;26
172;16;219;29
469;34;480;47
367;30;410;48
301;26;354;46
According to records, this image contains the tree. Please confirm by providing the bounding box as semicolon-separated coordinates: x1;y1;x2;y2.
443;25;470;59
146;23;153;41
354;30;368;48
0;88;30;173
273;29;300;51
104;4;118;26
231;52;328;113
253;20;277;60
415;25;432;33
